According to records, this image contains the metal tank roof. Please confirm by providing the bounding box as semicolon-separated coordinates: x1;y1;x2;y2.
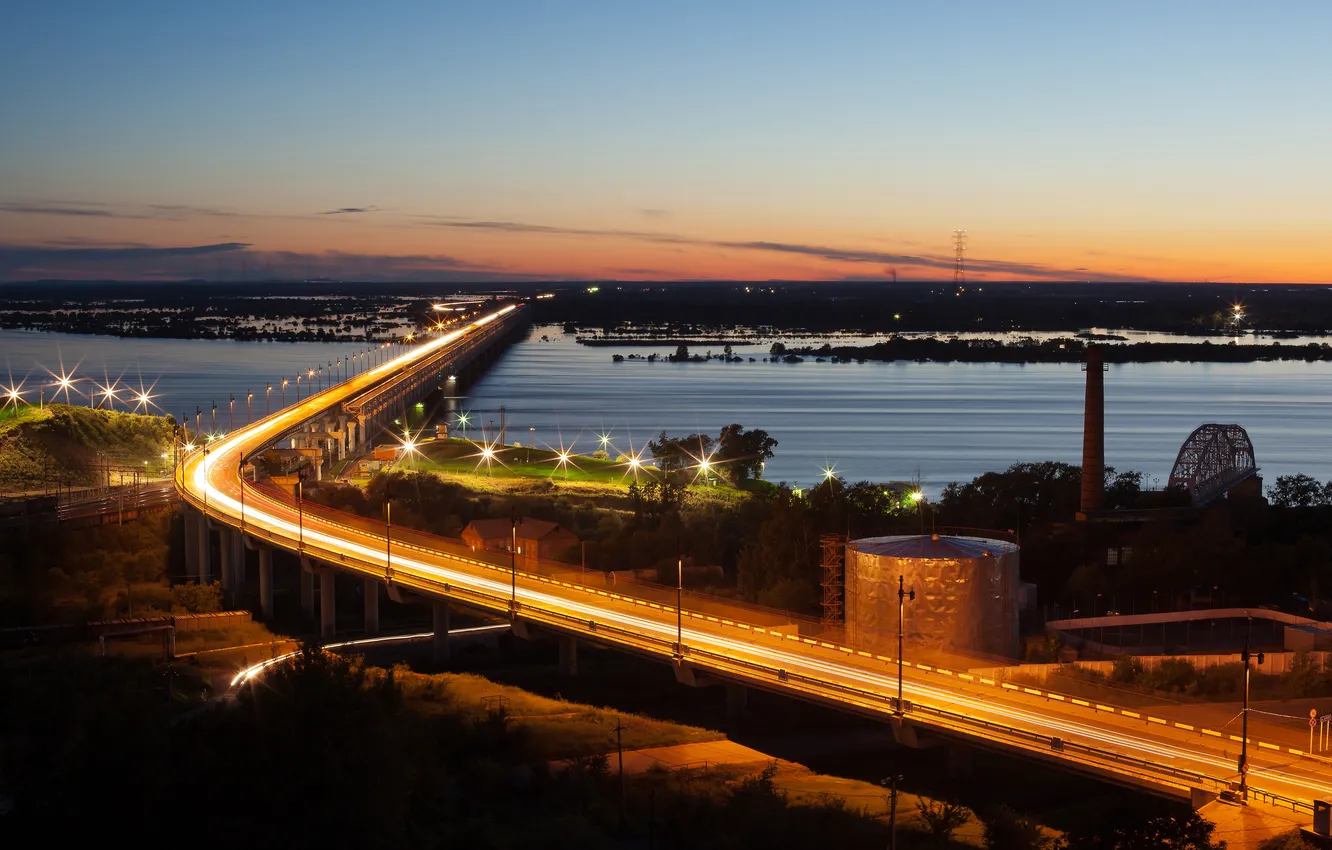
848;534;1017;559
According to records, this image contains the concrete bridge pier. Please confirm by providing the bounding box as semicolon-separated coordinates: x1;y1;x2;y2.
197;515;212;585
558;634;578;676
364;578;380;636
257;546;273;620
183;506;201;581
219;528;235;600
725;684;747;721
319;569;335;639
432;601;450;663
300;560;315;621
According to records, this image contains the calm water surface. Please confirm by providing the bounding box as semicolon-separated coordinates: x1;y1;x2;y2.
3;326;1329;493
463;326;1332;492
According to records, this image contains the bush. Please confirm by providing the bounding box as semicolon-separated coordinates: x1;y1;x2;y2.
982;805;1058;850
917;799;972;845
172;581;223;614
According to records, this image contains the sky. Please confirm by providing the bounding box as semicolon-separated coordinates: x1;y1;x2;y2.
1;1;1330;284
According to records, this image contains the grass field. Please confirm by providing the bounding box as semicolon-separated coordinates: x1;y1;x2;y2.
391;437;753;505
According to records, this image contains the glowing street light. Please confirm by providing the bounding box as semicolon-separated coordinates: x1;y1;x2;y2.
2;379;25;411
281;378;289;407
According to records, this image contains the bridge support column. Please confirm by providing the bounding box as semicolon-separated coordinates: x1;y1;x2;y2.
184;506;201;581
364;579;379;636
432;601;450;664
300;566;315;620
258;547;273;620
725;684;747;721
197;515;212;585
232;531;246;586
219;529;234;600
558;634;578;676
319;569;335;639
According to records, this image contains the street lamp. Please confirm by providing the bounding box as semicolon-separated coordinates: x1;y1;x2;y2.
265;384;272;416
297;478;304;551
896;575;915;715
229;394;235;432
246;391;253;425
676;539;684;657
385;499;393;581
1238;615;1264;802
510;508;519;617
282;378;289;407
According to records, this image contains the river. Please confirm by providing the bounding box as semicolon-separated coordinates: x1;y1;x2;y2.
3;325;1330;493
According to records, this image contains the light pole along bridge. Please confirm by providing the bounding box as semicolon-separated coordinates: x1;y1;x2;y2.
176;303;1330;828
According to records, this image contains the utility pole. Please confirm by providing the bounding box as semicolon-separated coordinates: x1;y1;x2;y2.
897;575;915;715
881;774;903;850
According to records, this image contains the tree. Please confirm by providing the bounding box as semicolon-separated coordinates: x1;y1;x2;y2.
648;431;714;473
982;805;1060;850
1268;473;1328;507
1064;808;1226;849
715;424;778;483
918;799;972;845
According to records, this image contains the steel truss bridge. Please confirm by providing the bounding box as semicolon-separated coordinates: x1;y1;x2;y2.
176;306;1328;823
1168;423;1259;507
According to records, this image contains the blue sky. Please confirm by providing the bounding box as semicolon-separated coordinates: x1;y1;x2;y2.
2;1;1329;282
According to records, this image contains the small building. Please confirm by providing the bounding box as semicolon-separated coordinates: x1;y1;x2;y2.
461;517;580;566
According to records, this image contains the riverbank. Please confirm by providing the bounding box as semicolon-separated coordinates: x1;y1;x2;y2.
593;335;1332;364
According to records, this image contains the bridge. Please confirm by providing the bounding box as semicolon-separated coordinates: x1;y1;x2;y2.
175;305;1330;825
1168;423;1260;507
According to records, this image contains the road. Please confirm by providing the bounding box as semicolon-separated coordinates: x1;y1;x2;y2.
178;304;1332;817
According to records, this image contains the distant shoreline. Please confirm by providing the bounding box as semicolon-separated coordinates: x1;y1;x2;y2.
602;336;1332;364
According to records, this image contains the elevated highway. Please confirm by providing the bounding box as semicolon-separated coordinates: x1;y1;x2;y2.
176;304;1331;823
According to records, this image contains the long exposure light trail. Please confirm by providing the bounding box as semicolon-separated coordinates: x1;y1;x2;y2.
180;303;1330;814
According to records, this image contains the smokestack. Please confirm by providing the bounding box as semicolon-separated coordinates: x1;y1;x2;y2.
1080;346;1105;516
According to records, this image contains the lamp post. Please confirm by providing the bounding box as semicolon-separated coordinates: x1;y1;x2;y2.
246;391;253;425
297;478;304;552
510;508;518;617
265;384;271;416
1238;615;1263;803
210;400;216;434
676;540;684;657
385;500;393;581
281;378;288;407
229;394;234;432
897;575;915;715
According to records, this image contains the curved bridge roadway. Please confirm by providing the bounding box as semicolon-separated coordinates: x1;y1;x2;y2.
179;305;1330;818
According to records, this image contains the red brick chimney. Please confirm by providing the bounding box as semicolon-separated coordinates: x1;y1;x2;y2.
1080;346;1104;516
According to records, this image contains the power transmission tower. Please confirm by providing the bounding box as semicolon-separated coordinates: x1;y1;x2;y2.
953;229;967;286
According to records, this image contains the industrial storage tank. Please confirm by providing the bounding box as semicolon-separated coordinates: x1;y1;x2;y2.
845;534;1019;660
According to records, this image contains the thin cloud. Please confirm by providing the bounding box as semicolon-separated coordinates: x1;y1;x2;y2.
424;218;1154;282
638;208;669;219
319;206;382;215
0;242;251;275
0;201;138;219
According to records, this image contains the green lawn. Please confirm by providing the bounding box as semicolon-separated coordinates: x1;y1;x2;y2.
407;437;746;500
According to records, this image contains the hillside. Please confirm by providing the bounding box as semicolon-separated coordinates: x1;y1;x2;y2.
0;404;176;492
